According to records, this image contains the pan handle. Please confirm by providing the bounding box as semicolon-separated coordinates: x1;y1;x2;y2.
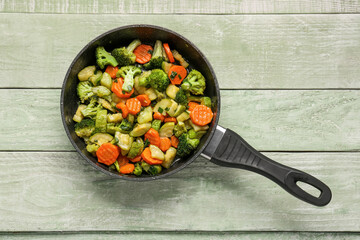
202;126;332;206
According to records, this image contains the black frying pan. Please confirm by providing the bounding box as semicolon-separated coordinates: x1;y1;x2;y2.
61;24;332;206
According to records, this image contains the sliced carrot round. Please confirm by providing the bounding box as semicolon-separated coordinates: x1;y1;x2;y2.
159;137;171;152
119;163;135;174
111;78;134;98
105;65;118;79
168;65;187;85
188;101;199;111
129;155;142;163
96;143;120;166
170;135;179;148
136;94;151;107
116;102;129;118
134;44;153;64
190;105;213;126
126;98;142;115
144;128;161;147
153;112;165;122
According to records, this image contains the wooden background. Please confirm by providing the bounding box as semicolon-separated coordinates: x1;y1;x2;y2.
0;1;359;239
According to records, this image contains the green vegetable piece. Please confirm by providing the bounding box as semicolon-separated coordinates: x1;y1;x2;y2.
92;86;111;97
148;165;162;175
145;69;169;92
77;81;94;103
116;66;141;92
174;88;188;105
144;40;165;70
173;121;187;138
118;119;133;133
95;46;118;69
78;66;96;81
162;147;177;169
127;141;143;159
141;161;150;172
89;133;114;146
111;39;141;67
173;104;186;117
100;72;112;89
89;70;103;86
188;129;207;139
115;132;133;151
127;114;135;124
80;98;103;118
133;163;143;176
74;119;95;138
73;104;87;123
86;144;99;156
159;122;175;138
181;69;206;95
176;133;200;158
114;160;120;172
151;120;162;131
95;109;107;133
137;106;153;124
138;70;152;88
187;96;212;108
130;123;152;137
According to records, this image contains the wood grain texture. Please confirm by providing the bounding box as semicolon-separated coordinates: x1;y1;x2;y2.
0;89;359;151
1;0;359;14
0;152;358;231
1;232;360;240
1;14;360;89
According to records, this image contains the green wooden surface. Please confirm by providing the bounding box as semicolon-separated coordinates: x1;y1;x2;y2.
0;152;359;231
1;232;360;240
1;0;360;14
1;0;359;239
1;14;360;89
0;89;359;151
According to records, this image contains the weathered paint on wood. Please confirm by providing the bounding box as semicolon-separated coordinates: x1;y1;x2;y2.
0;152;358;231
1;14;360;89
0;89;359;151
1;0;359;14
2;232;360;240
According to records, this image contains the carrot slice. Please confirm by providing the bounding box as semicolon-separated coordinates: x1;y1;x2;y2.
164;117;177;124
136;94;151;107
117;154;129;166
116;102;129;118
144;128;161;147
153;112;165;122
141;147;163;165
188;101;199;111
126;97;142;115
170;135;179;148
159;137;171;152
129;155;142;163
190;105;213;126
163;43;175;63
96;143;120;166
111;78;134;99
134;44;153;64
168;65;187;85
119;163;135;174
105;65;118;79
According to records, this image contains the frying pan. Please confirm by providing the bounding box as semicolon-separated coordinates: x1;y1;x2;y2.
61;24;332;206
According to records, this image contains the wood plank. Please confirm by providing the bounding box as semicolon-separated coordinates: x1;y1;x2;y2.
0;89;359;151
1;14;360;89
1;232;360;240
0;152;358;231
1;0;359;14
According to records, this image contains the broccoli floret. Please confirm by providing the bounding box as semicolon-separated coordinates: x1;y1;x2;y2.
173;122;187;138
176;133;200;158
148;165;162;175
133;163;143;176
74;119;95;138
86;143;99;156
77;81;94;103
181;70;206;95
144;40;165;70
118;119;133;133
111;39;141;67
146;69;169;92
81;98;103;118
174;88;188;105
116;66;142;92
138;71;152;87
95;46;118;69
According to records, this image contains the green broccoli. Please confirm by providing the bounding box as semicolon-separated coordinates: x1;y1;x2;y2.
144;40;165;70
133;163;143;176
148;165;162;175
116;66;142;92
86;143;99;156
147;69;169;92
118;119;133;133
111;39;141;67
138;70;152;87
151;119;162;131
173;122;187;138
74;119;95;138
187;96;211;108
176;133;200;158
77;81;94;103
174;88;188;105
95;46;119;69
81;98;103;118
181;70;206;95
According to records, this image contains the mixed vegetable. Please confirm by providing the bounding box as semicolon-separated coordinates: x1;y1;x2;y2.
73;39;214;176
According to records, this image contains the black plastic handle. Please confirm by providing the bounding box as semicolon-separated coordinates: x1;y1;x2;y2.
206;128;332;206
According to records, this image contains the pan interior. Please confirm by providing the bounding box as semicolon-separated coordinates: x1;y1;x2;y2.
61;25;220;180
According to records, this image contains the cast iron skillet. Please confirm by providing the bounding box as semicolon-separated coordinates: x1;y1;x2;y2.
61;24;332;206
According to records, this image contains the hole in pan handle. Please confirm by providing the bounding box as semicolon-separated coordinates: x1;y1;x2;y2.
202;126;332;206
